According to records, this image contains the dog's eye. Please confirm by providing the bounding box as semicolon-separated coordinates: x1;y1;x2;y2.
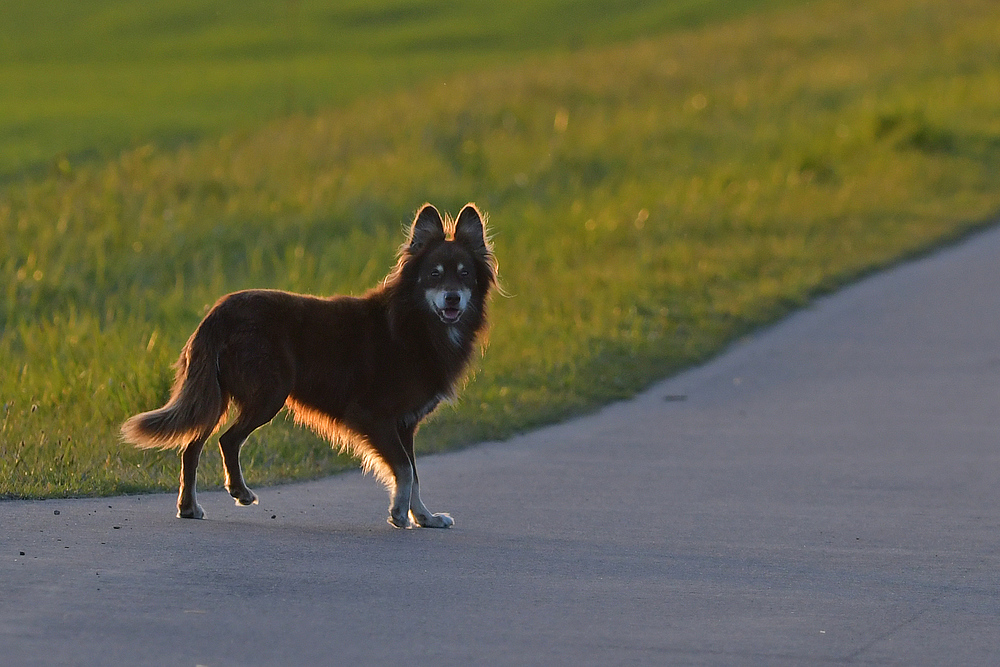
460;269;470;277
429;269;441;279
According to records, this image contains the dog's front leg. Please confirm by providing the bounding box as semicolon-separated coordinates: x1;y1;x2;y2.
408;478;454;528
366;423;416;528
387;463;414;529
398;425;454;529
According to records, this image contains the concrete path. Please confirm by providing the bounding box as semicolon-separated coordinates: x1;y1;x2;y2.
4;225;1000;666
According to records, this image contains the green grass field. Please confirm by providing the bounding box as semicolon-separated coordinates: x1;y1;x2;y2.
3;0;1000;498
0;0;795;179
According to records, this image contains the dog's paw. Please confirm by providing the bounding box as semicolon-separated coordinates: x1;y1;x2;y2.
177;503;205;520
413;512;454;529
387;510;413;529
227;485;258;507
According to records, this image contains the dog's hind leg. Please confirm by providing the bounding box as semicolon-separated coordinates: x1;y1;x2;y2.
178;435;209;519
398;425;453;529
218;390;287;507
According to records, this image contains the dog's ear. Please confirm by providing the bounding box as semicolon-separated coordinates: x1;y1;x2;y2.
454;203;488;256
408;204;445;253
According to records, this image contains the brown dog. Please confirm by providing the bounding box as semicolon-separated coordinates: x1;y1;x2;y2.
121;203;496;528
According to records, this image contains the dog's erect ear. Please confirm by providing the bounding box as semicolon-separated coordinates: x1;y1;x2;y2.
408;204;446;253
454;203;488;255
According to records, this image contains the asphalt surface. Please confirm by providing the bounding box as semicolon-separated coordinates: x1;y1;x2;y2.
4;225;1000;666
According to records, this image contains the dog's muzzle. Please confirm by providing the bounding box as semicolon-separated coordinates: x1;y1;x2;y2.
438;292;463;323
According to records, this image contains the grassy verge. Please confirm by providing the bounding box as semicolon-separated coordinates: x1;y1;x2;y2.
0;0;795;178
3;0;1000;498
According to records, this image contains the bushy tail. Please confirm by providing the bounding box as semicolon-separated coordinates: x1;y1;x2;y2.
121;328;227;450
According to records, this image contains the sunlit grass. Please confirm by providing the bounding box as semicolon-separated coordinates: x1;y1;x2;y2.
0;0;795;178
3;0;1000;497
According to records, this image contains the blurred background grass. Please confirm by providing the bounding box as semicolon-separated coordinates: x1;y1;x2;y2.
2;0;1000;498
0;0;796;179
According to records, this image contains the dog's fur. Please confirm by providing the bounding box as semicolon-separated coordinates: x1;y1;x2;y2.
121;203;496;528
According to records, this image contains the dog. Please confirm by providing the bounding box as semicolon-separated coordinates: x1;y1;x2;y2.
121;203;496;528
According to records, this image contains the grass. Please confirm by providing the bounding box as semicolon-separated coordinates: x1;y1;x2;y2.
3;0;1000;498
0;0;796;179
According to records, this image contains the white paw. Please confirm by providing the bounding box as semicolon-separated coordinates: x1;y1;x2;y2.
388;511;413;529
413;512;454;529
177;503;205;520
228;485;258;506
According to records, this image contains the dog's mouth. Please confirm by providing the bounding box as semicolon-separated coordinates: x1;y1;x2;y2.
438;307;462;324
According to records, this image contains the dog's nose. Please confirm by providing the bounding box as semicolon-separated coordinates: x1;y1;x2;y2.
444;292;461;307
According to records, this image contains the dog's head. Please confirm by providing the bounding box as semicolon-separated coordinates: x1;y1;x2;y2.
395;203;496;329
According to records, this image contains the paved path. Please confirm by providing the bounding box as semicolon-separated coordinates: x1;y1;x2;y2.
4;226;1000;666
